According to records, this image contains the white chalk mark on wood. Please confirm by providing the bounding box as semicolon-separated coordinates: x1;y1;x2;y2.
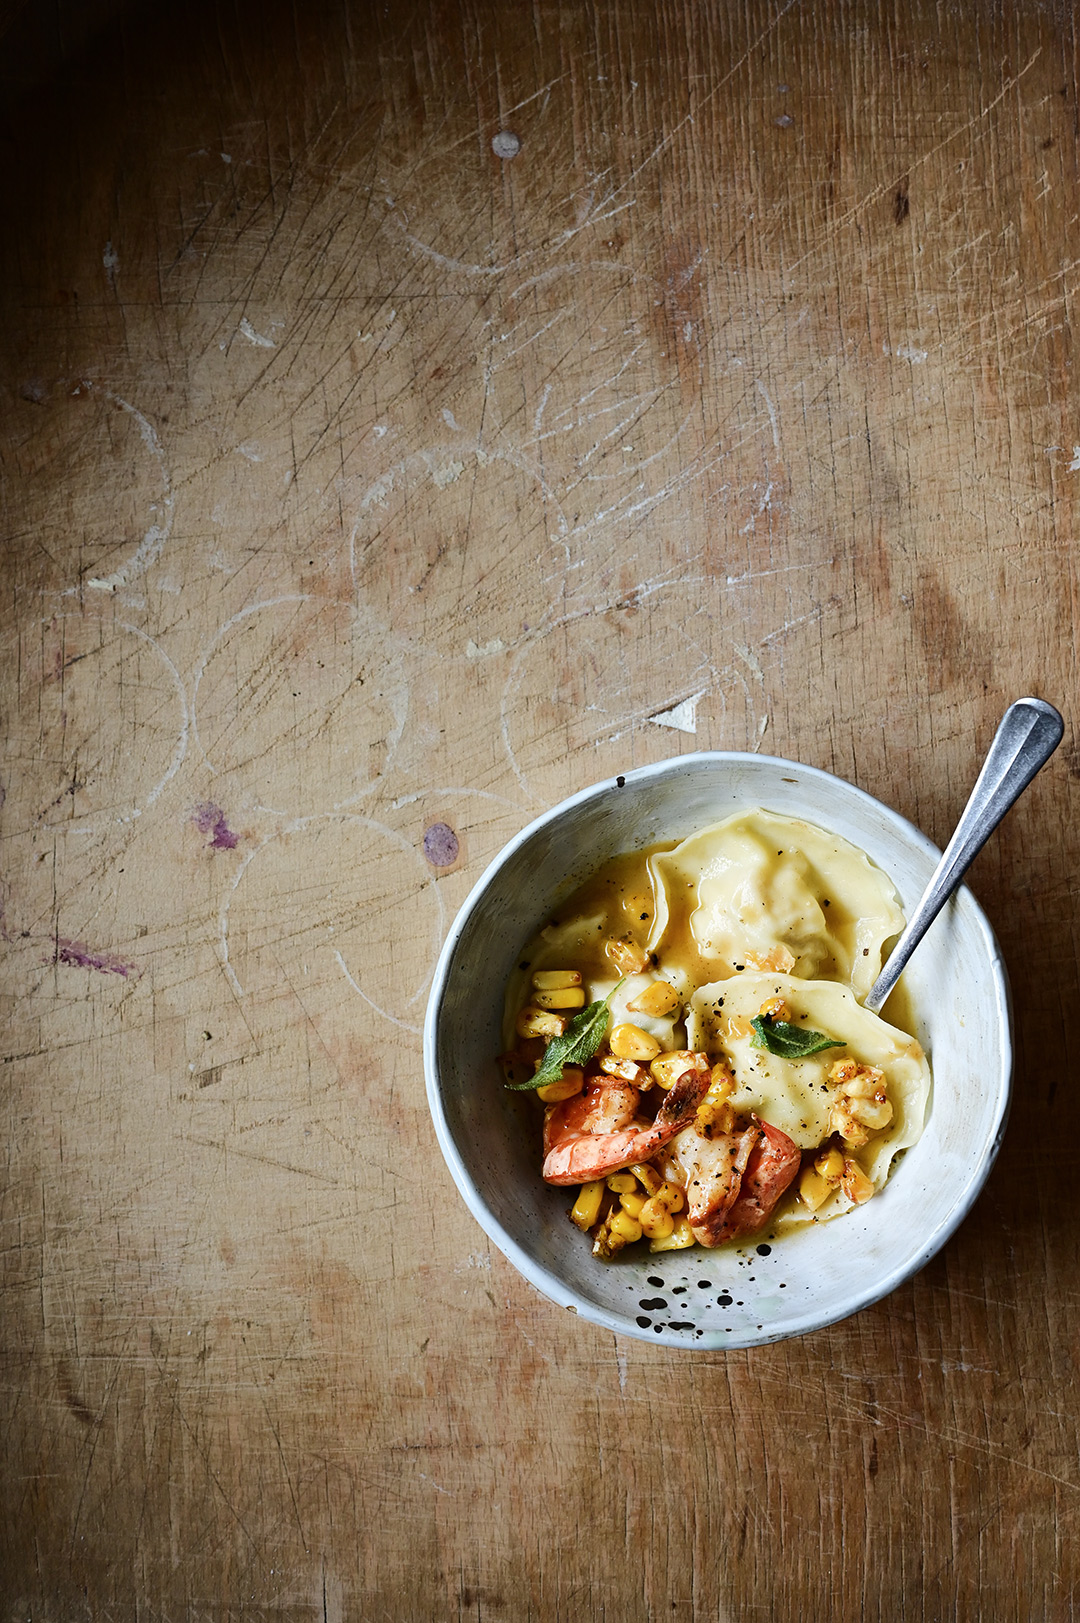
335;950;422;1035
84;393;175;591
220;814;443;1018
238;317;276;348
388;785;524;811
885;343;928;363
755;379;781;449
650;691;706;735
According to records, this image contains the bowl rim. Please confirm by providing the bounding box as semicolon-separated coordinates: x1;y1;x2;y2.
423;750;1013;1347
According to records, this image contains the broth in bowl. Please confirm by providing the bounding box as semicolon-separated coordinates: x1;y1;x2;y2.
501;809;930;1261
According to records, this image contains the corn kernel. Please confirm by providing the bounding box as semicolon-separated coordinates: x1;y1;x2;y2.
841;1159;875;1205
631;1164;663;1196
533;987;585;1010
606;1172;638;1194
649;1214;695;1252
649;1049;709;1090
638;1197;674;1239
532;969;581;990
609;1022;661;1063
626;980;680;1018
605;939;649;975
707;1061;735;1099
608;1208;643;1243
537;1066;584;1103
829;1102;870;1147
570;1180;604;1230
756;995;791;1022
592;1218;627;1260
696;1099;735;1135
815;1147;845;1184
653;1183;684;1213
619;1190;646;1219
515;1006;567;1040
798;1166;831;1211
849;1095;893;1130
745;945;797;973
598;1054;648;1086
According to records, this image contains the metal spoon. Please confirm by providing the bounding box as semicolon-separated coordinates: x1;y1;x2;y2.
863;697;1064;1015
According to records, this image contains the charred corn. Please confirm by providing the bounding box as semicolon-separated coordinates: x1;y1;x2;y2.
605;938;649;975
598;1054;648;1086
841;1158;875;1205
515;1006;567;1040
649;1049;710;1090
756;995;791;1022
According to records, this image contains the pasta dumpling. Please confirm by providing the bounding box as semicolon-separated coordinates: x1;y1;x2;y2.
646;809;905;1003
685;971;930;1208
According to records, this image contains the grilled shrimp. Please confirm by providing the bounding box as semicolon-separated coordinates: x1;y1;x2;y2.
719;1119;801;1240
542;1069;710;1186
669;1116;801;1246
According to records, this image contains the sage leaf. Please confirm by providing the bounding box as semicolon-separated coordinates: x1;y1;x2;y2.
505;980;625;1090
750;1016;845;1060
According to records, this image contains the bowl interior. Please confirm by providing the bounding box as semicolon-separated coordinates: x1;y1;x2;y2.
424;753;1011;1349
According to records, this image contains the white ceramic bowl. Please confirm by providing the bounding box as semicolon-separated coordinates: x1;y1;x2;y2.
424;753;1012;1349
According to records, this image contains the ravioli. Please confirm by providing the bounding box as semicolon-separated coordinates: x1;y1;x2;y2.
504;808;929;1252
646;809;905;1003
685;971;930;1210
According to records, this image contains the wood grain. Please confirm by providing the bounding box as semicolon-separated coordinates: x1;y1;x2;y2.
1;0;1078;1617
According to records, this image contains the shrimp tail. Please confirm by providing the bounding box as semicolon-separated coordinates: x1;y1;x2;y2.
655;1067;712;1133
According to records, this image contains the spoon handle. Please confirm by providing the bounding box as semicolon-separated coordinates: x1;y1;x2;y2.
863;697;1064;1015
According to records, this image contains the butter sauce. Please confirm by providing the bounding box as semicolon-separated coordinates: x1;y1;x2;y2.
505;809;931;1250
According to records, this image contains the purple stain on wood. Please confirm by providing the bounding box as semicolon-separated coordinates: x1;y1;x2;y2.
53;938;137;977
423;822;459;867
193;801;239;850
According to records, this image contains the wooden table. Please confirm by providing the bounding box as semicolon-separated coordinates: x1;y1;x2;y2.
2;1;1077;1616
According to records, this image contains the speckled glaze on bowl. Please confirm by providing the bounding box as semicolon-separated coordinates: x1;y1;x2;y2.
423;753;1012;1349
